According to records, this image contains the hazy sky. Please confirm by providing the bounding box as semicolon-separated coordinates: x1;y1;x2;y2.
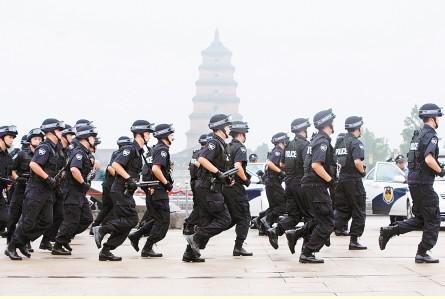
1;0;444;153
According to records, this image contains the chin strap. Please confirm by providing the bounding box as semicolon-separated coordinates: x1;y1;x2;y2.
433;118;439;129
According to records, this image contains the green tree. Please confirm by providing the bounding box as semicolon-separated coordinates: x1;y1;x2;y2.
361;127;391;169
400;105;422;155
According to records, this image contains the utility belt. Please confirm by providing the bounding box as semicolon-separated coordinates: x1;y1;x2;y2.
197;177;224;193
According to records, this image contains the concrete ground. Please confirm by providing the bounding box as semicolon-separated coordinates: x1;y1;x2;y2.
1;216;445;296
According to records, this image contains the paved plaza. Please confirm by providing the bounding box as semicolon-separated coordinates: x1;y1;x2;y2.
1;216;445;295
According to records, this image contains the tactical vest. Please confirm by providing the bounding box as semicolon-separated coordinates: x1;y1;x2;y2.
126;144;143;179
65;147;94;187
30;141;63;184
407;128;438;177
189;149;200;180
284;137;308;178
198;136;228;181
265;147;282;179
141;146;153;181
151;143;173;184
335;133;355;175
15;149;33;177
303;133;335;179
227;141;247;184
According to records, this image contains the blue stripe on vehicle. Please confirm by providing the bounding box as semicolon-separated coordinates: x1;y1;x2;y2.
246;188;263;201
372;188;408;215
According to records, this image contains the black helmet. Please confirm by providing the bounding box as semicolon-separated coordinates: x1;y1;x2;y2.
40;118;64;133
27;128;44;142
395;154;406;163
345;116;364;130
249;153;258;162
75;119;92;129
131;120;155;134
61;124;76;137
419;103;443;119
208;114;232;130
117;136;132;147
230;121;249;135
76;125;98;139
291;118;311;133
271;132;289;145
198;134;209;146
21;135;29;145
153;124;175;139
0;125;18;138
313;109;336;129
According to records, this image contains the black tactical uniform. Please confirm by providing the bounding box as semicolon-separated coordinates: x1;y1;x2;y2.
184;114;232;262
268;119;311;250
379;103;443;263
52;125;97;255
334;116;367;250
261;133;287;230
6;119;65;260
222;121;252;256
0;126;16;236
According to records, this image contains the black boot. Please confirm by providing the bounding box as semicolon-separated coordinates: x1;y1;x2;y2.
141;242;162;258
415;251;439;264
128;229;144;252
285;228;305;254
99;247;122;261
18;244;31;258
52;242;72;256
39;237;53;251
182;245;205;263
92;226;105;249
334;229;349;236
267;227;279;249
233;241;253;256
185;234;201;257
89;223;98;236
253;217;266;236
299;249;324;264
4;242;22;260
379;225;399;250
260;216;271;231
349;235;367;250
63;243;72;252
26;241;34;253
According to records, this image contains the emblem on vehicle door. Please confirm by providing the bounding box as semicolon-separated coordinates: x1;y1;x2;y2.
383;186;394;204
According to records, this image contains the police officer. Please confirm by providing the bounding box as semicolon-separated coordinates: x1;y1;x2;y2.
395;154;409;178
332;132;347;235
222;121;253;256
0;126;18;240
7;129;44;248
52;125;98;255
334;116;367;250
379;103;443;263
286;109;336;263
128;124;175;257
92;120;154;261
6;119;65;260
91;136;133;231
259;132;288;232
183;114;232;262
40;124;74;251
268;118;311;250
249;153;258;163
183;134;208;236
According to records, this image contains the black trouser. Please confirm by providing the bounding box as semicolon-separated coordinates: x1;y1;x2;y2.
334;179;366;237
43;189;64;242
55;189;93;245
396;184;440;253
194;180;231;245
223;183;251;243
12;184;54;247
7;183;26;242
101;191;139;250
94;186;114;225
302;185;334;253
184;179;200;231
276;177;312;235
264;178;286;225
139;189;170;246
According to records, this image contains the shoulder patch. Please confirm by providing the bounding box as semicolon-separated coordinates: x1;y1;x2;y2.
76;153;83;160
12;153;18;160
240;147;246;153
208;142;216;151
359;144;364;150
275;151;281;156
320;144;328;152
38;148;46;156
161;151;167;158
123;149;131;156
431;138;438;145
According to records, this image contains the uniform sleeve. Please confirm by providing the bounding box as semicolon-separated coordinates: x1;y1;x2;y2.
351;140;365;161
70;151;84;170
312;142;328;164
199;140;219;161
108;150;119;166
10;151;21;171
32;145;50;167
269;149;283;166
152;148;169;167
425;136;439;157
233;146;248;163
113;146;133;167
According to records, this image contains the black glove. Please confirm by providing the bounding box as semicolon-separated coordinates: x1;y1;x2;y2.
16;176;28;184
243;178;251;187
439;168;445;178
278;170;286;180
163;182;173;192
215;171;226;182
45;176;58;190
125;178;138;192
81;182;91;193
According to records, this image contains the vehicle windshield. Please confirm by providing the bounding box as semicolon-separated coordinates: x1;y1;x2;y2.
246;163;265;176
375;163;405;182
